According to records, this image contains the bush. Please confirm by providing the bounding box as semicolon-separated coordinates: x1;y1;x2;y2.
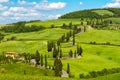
1;68;7;74
106;42;110;45
69;73;75;78
79;73;85;78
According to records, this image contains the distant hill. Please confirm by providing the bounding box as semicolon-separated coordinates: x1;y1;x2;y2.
59;8;120;19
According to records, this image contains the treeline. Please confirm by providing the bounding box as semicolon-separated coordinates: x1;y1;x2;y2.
0;21;44;33
59;8;120;19
79;68;120;79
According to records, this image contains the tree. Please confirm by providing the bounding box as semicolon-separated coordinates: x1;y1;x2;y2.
57;39;61;47
72;30;75;45
0;33;4;42
69;22;72;29
54;58;63;77
45;55;47;68
53;46;58;58
66;32;70;42
59;49;62;58
47;41;51;52
79;46;83;56
69;50;73;58
67;63;70;74
74;50;77;58
41;54;43;66
62;23;66;28
35;50;40;66
81;22;84;25
77;45;80;54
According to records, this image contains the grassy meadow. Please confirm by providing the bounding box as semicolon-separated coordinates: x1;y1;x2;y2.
26;19;81;27
1;19;120;79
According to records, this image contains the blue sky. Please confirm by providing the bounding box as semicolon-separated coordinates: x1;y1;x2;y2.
0;0;120;24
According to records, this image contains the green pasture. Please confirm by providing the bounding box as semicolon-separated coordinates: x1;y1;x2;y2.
92;10;114;16
26;19;81;27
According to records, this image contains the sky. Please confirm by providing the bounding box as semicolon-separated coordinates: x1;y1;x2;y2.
0;0;120;24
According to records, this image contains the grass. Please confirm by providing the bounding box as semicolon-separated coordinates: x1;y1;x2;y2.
26;19;81;27
58;29;120;78
106;18;120;24
92;10;114;16
0;28;69;54
1;26;120;79
4;28;68;40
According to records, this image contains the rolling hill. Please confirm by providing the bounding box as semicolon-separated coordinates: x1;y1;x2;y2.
59;8;120;19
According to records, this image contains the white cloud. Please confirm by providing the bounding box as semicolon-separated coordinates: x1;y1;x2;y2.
80;2;83;5
0;0;66;24
47;2;66;9
0;0;9;3
104;0;120;7
48;14;61;19
18;0;26;5
0;4;8;10
18;0;37;5
35;2;66;10
9;7;27;12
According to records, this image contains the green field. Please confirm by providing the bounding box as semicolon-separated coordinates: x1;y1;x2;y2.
26;19;81;27
1;29;120;76
92;10;114;16
1;22;120;79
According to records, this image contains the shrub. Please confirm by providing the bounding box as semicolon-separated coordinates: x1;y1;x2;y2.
79;73;85;78
1;68;7;74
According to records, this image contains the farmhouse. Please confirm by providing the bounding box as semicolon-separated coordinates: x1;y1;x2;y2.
5;52;18;59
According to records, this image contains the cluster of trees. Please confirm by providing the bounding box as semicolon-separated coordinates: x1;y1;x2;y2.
79;68;120;79
0;33;4;42
89;19;112;29
0;54;15;65
61;22;73;29
59;10;102;19
22;50;47;68
1;22;44;33
69;45;83;58
47;41;55;52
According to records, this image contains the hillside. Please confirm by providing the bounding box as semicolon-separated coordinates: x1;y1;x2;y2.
59;8;120;19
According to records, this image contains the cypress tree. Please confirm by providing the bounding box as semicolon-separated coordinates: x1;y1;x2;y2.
57;39;61;47
79;46;83;56
41;54;43;66
35;50;40;66
67;63;70;74
45;55;47;68
73;30;75;45
69;50;73;58
59;49;62;58
81;22;83;25
74;50;77;58
66;32;70;42
69;22;72;29
69;30;72;37
47;41;51;52
53;46;58;58
54;58;63;77
77;45;80;54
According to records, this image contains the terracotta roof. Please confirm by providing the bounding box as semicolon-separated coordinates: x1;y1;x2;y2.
6;52;17;55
